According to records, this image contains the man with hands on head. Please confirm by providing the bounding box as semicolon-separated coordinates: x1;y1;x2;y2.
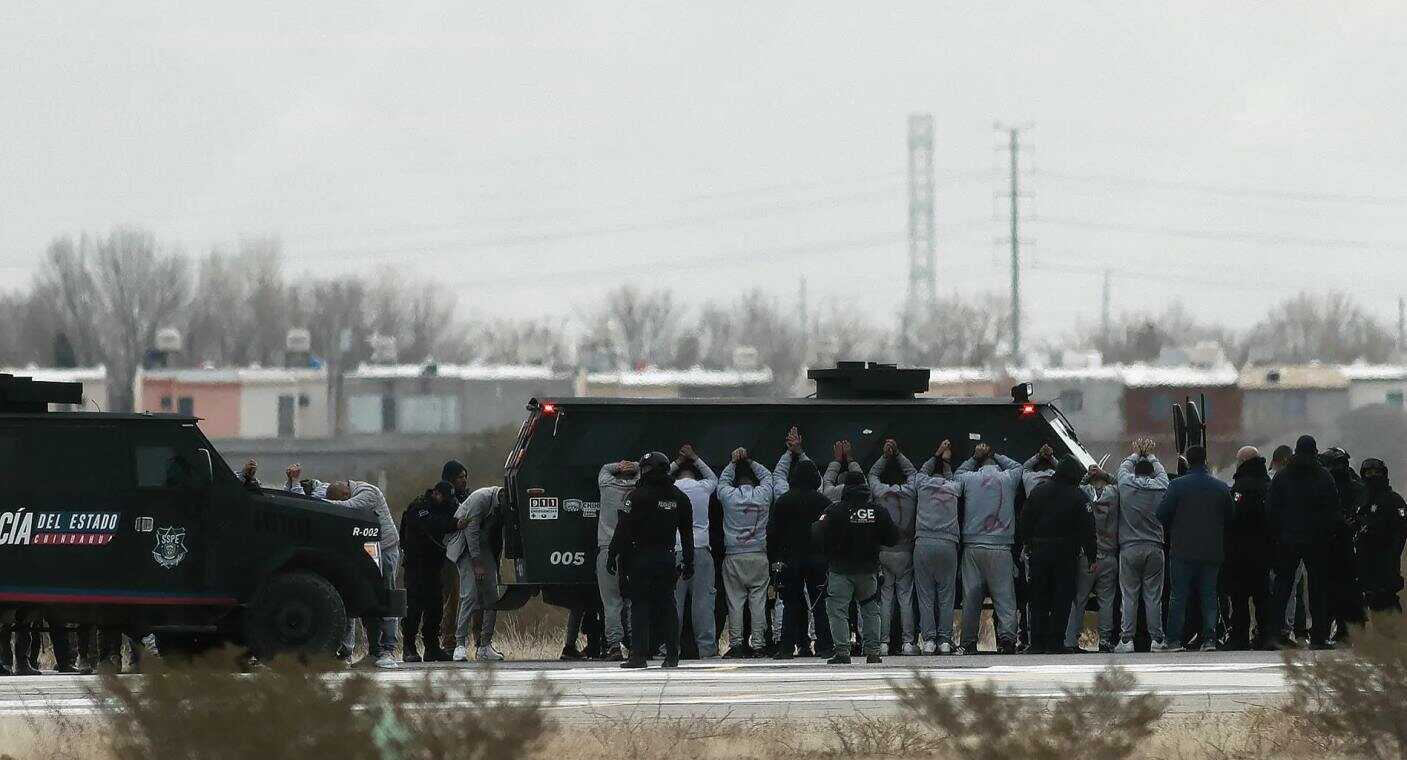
814;469;900;664
607;452;694;669
595;458;639;661
670;443;720;658
768;427;834;659
1112;438;1172;653
1017;454;1096;654
951;441;1031;654
715;437;793;656
822;440;863;504
913;439;964;654
868;438;919;655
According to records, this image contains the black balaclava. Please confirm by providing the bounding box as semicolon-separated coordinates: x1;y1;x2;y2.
790;459;821;492
441;460;468;498
1361;458;1390;493
1055;456;1085;485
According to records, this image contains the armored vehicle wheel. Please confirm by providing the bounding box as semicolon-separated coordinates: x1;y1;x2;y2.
243;571;347;659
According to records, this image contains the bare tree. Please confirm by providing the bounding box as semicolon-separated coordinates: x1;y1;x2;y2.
579;285;682;370
36;229;190;411
683;290;805;391
1241;291;1395;365
1067;301;1232;365
459;318;570;366
815;301;891;366
898;292;1011;367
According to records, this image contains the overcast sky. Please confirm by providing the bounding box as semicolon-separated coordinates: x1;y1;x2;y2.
3;1;1405;345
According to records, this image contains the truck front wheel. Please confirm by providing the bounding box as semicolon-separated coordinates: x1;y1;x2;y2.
243;571;348;659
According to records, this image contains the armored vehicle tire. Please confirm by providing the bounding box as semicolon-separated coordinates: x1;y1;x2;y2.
154;632;229;660
243;571;348;659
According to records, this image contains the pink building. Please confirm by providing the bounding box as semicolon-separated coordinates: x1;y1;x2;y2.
139;369;242;438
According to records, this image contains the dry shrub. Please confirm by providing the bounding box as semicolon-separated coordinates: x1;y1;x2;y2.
79;646;557;760
1282;612;1407;760
890;665;1169;760
581;709;745;760
822;712;945;758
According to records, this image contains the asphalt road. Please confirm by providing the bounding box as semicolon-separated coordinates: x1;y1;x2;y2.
0;650;1291;720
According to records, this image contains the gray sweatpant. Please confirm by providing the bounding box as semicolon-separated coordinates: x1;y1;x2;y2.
595;549;629;650
879;550;915;646
961;545;1018;647
454;553;499;648
675;548;718;657
723;553;769;650
826;570;880;657
914;539;959;645
1119;543;1165;641
344;544;401;656
1065;551;1118;647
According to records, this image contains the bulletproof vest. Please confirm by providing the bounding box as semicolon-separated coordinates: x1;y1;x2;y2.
622;482;687;553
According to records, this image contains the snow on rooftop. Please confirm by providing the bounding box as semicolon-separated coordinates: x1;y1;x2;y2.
587;366;773;387
351;363;565;381
1023;365;1125;382
0;366;106;383
925;367;997;384
1339;364;1407;381
1120;363;1239;388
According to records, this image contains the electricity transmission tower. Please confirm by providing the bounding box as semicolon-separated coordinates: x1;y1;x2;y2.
906;114;937;319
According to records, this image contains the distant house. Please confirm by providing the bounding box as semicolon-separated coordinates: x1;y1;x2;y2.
236;368;329;440
1341;364;1407;411
920;368;1004;398
1238;364;1350;445
344;363;574;436
0;366;107;412
1121;364;1242;454
139;368;244;438
579;367;774;399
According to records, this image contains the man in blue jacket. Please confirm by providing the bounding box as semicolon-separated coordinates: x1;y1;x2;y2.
1156;445;1232;652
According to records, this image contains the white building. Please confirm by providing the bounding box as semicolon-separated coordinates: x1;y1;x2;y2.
1340;364;1407;410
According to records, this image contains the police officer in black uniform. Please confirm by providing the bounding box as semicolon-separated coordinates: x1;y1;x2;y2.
400;481;459;662
1355;458;1407;614
607;451;694;669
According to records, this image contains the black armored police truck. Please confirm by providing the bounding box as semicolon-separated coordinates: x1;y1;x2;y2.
0;374;404;659
497;362;1095;612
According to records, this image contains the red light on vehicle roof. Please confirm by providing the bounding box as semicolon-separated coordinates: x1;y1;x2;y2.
541;403;557;415
1019;403;1037;417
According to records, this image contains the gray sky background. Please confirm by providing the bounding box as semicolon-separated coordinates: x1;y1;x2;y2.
3;1;1405;346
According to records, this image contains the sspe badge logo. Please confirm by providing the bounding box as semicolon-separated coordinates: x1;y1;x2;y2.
562;499;583;514
529;497;560;521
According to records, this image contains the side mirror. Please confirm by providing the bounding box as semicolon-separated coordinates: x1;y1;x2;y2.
195;448;214;488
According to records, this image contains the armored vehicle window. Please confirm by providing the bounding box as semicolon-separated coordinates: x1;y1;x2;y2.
135;445;197;490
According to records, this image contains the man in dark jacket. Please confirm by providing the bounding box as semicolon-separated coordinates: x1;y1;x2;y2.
1267;435;1339;648
1157;445;1233;651
1355;458;1406;613
1018;456;1096;654
400;481;459;662
1224;448;1274;650
814;471;899;664
607;452;694;669
1321;448;1367;640
768;453;833;658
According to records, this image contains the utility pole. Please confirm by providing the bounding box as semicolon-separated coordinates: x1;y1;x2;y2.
799;275;810;366
1005;127;1022;360
1398;295;1405;355
1101;269;1112;349
906;114;937;317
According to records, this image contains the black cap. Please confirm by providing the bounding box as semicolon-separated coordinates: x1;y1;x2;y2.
1295;435;1317;456
441;460;467;481
638;451;670;479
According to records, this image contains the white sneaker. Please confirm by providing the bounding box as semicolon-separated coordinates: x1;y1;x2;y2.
937;641;954;655
374;655;398;669
452;645;469;662
1200;642;1218;652
1114;639;1135;654
879;643;889;656
1149;640;1170;652
476;645;505;662
902;642;920;656
920;639;938;655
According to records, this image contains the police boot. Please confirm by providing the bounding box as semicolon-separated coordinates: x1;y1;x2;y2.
620;657;648;669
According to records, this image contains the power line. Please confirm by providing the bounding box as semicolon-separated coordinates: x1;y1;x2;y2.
1033;216;1407;252
1034;169;1407;207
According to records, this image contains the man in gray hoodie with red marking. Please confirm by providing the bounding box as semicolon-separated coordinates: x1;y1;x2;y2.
953;443;1033;654
716;443;794;656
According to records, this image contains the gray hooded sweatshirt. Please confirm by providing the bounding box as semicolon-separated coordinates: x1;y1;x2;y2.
716;454;793;556
1080;481;1121;554
323;481;399;551
869;454;918;551
596;463;638;548
1115;454;1169;547
953;454;1030;546
916;457;963;544
446;485;499;563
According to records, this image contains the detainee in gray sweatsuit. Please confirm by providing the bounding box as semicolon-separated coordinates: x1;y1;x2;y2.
716;450;791;653
321;480;400;664
869;442;918;653
1114;449;1170;648
670;450;719;658
1066;468;1121;649
447;485;504;660
953;446;1032;652
596;461;638;657
913;441;963;652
